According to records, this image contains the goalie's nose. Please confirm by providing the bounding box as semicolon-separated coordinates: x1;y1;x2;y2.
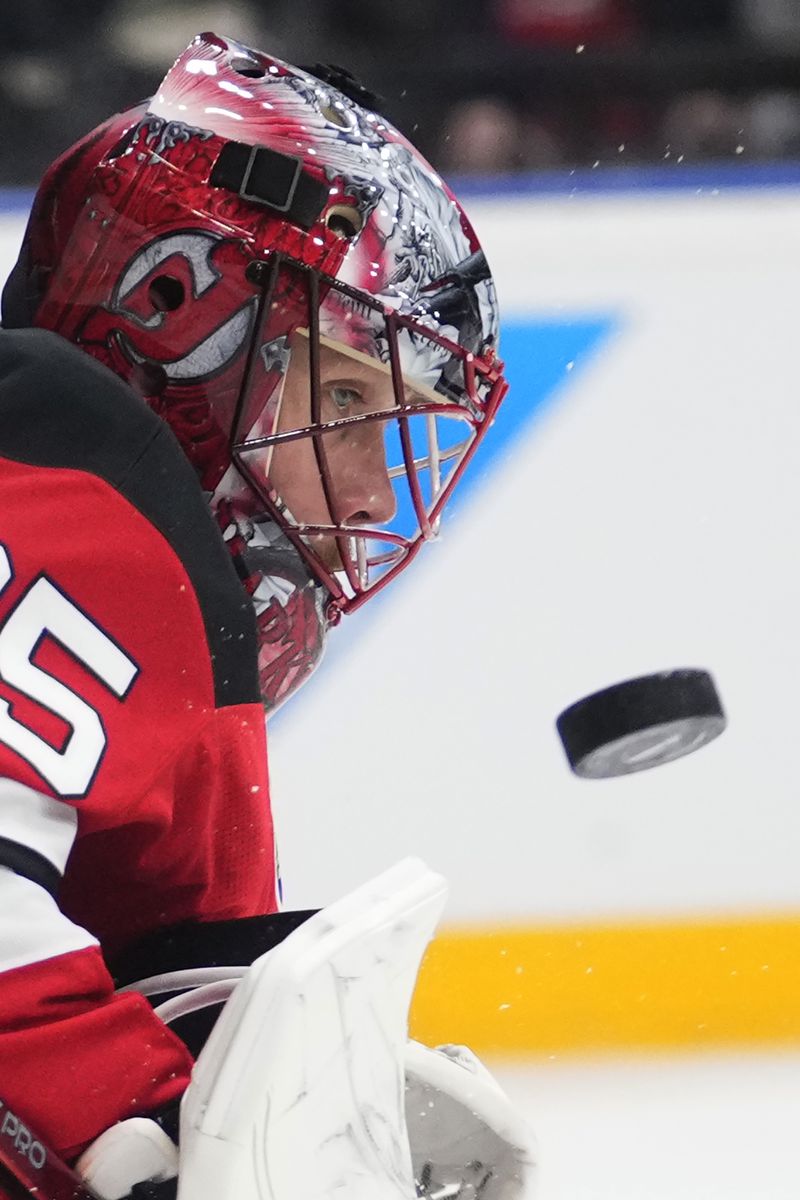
331;423;397;527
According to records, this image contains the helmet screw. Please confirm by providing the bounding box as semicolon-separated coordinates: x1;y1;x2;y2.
246;260;268;287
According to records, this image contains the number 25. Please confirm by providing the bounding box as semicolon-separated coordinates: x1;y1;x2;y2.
0;544;138;798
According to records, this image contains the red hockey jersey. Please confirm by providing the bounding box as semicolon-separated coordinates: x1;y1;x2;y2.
0;328;278;1159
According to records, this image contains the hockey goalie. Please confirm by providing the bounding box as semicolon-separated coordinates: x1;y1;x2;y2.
0;30;533;1200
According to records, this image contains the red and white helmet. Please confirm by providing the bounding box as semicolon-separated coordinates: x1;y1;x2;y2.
3;33;507;709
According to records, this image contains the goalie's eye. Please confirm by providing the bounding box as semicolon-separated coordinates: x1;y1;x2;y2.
328;384;363;411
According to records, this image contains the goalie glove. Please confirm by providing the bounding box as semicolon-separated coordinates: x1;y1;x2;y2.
405;1041;537;1200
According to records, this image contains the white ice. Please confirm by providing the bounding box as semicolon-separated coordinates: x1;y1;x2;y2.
491;1050;800;1200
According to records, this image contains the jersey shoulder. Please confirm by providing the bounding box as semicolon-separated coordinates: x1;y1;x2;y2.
0;327;159;480
0;327;258;708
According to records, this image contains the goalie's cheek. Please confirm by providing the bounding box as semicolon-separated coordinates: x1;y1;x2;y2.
268;421;397;532
268;437;331;527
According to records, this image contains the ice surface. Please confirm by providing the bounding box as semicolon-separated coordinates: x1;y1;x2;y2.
491;1050;800;1199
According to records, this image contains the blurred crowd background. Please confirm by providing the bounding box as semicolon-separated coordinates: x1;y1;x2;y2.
3;0;800;186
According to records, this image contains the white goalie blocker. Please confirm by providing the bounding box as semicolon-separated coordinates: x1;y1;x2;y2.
175;857;537;1200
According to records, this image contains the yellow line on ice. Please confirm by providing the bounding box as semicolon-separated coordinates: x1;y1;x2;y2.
410;913;800;1053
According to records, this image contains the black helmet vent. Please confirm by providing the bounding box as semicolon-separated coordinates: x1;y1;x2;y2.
301;63;384;114
230;56;267;80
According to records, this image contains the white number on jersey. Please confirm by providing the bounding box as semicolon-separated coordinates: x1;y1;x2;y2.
0;543;139;798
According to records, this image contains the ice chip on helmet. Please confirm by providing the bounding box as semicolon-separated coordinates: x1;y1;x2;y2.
2;32;507;712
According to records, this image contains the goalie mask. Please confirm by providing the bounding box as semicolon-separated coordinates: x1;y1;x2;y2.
2;33;507;711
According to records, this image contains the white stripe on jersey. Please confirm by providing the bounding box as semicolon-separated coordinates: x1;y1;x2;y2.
0;867;97;973
0;776;77;873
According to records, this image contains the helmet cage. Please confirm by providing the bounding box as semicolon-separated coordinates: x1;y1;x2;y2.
229;251;507;618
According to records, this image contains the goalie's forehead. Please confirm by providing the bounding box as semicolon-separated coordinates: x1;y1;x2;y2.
288;329;434;407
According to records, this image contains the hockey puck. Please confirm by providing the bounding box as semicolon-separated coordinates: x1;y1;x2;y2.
556;668;726;779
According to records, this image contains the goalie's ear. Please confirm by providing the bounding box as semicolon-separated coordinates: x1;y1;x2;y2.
404;1040;538;1200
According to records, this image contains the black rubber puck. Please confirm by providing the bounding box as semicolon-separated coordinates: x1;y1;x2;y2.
556;669;726;779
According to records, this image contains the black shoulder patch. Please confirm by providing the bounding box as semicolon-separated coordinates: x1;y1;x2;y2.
0;328;259;707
